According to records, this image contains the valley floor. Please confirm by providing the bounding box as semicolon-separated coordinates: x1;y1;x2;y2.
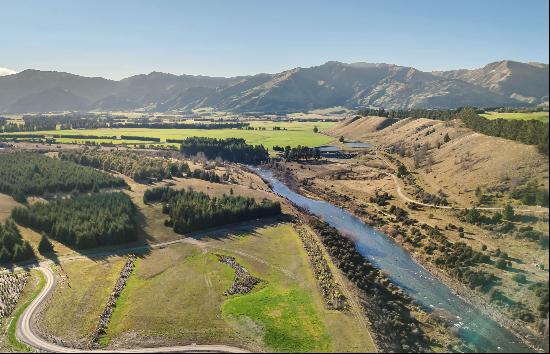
0;156;376;353
1;119;548;352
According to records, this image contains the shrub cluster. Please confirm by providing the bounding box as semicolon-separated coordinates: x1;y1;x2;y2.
510;182;549;207
273;145;320;161
0;272;29;316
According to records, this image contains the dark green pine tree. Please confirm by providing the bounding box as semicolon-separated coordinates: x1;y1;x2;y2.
38;233;54;254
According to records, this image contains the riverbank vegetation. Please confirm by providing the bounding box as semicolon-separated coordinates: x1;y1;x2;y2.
295;226;348;310
305;214;430;352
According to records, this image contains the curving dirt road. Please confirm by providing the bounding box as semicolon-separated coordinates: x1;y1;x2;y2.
372;151;549;214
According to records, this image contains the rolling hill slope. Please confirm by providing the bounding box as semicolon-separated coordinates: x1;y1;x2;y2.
327;115;549;206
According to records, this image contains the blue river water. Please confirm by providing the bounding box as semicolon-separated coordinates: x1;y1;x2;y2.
344;141;373;149
254;167;532;353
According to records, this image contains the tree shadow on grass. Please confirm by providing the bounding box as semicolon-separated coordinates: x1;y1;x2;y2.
133;207;158;244
4;212;295;272
189;215;293;243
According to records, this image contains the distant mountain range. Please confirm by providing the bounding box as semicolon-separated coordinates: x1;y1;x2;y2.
0;60;547;113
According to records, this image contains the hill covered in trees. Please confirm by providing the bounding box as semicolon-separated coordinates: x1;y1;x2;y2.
0;153;126;202
11;192;137;249
180;137;269;164
144;186;281;234
0;219;34;264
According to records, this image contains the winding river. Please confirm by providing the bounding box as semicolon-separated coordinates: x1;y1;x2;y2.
254;167;533;353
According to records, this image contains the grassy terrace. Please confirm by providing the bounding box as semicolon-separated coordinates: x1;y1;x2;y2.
3;121;336;149
480;111;549;122
38;224;374;352
36;257;127;344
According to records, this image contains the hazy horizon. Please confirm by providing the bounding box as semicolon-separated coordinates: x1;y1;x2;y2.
2;0;548;80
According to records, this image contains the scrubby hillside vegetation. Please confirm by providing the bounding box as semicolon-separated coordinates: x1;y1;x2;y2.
328;110;549;208
354;107;549;154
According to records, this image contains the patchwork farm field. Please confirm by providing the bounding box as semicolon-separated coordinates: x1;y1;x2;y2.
481;111;549;122
4;121;336;149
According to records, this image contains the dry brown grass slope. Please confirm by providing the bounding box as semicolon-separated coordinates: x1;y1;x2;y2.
324;115;400;139
327;116;549;207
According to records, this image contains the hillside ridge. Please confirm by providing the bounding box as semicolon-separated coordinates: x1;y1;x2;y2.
0;60;547;113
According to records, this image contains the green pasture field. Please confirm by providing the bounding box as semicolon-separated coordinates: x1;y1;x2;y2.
481;111;549;122
4;121;336;149
101;224;374;352
36;257;127;344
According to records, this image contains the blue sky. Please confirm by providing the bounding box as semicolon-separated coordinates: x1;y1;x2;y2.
2;0;548;79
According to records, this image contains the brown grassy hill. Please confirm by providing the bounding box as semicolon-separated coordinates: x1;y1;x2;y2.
324;115;400;140
434;60;549;105
327;116;549;206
